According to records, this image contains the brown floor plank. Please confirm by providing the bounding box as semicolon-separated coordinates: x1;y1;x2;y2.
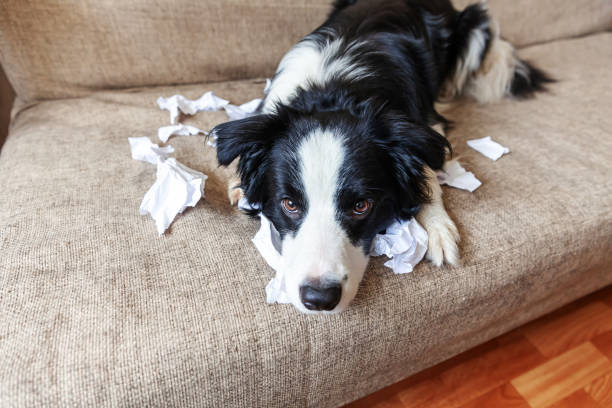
548;389;601;408
520;301;612;358
511;342;611;408
585;371;612;408
396;334;545;408
396;377;450;408
457;383;529;408
593;330;612;360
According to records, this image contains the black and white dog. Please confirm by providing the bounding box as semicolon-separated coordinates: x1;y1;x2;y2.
212;0;550;314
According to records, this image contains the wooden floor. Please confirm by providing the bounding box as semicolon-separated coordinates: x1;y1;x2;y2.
345;285;612;408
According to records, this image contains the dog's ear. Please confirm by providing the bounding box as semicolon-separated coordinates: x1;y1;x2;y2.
376;112;450;217
213;114;282;204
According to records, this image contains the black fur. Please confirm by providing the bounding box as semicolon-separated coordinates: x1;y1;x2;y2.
511;60;555;98
447;3;492;77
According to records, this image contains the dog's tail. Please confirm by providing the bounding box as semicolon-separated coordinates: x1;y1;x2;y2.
443;3;553;103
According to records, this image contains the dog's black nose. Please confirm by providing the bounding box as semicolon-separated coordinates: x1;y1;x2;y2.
300;283;341;311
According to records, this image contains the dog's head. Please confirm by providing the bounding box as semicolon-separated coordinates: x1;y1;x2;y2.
213;102;448;313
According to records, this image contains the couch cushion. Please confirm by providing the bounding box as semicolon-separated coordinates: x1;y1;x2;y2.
454;0;612;49
1;0;610;103
0;33;611;407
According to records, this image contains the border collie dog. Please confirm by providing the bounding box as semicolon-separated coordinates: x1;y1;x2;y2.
212;0;550;314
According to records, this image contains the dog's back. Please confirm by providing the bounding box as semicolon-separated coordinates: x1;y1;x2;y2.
262;0;552;119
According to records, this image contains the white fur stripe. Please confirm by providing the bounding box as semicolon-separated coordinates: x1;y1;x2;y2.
280;129;368;313
262;37;370;113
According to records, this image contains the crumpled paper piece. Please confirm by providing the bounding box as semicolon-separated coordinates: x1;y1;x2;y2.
224;98;262;121
437;160;482;192
130;136;174;164
369;219;428;274
129;137;207;235
157;92;264;147
157;92;230;124
158;123;207;143
467;136;510;161
251;212;428;304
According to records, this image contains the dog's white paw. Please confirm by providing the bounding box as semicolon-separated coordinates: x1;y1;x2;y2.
424;215;460;267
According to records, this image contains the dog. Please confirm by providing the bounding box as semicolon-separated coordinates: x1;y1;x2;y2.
212;0;551;314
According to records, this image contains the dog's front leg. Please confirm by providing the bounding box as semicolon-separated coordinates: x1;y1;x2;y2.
416;165;460;267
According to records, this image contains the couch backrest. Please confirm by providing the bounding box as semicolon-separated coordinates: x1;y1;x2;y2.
1;0;610;103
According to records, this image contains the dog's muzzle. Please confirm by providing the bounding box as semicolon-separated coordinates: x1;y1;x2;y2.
299;280;342;311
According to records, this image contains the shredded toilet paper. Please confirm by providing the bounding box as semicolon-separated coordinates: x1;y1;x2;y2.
224;98;263;121
130;136;174;164
467;136;510;161
135;83;270;235
437;160;482;192
369;219;429;274
129;137;207;235
157;90;265;147
157;92;230;124
158;123;207;143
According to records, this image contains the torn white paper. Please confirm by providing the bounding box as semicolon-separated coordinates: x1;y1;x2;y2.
129;136;174;164
139;158;207;236
156;80;271;147
437;160;482;192
158;123;207;143
224;98;262;121
129;137;207;235
467;136;510;161
157;92;230;124
370;218;428;274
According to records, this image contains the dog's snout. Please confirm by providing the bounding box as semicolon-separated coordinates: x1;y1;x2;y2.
299;282;342;311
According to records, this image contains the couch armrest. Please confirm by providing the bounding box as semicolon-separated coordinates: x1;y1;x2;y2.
0;64;15;150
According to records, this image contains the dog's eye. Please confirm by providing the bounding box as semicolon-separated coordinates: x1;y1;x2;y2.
281;198;300;217
352;199;373;218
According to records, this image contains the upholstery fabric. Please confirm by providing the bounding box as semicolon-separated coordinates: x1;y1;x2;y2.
1;33;611;407
0;0;610;103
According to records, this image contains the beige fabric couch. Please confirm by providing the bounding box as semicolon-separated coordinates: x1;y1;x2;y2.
0;1;611;406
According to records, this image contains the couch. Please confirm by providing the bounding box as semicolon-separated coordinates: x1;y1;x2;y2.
0;0;611;406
